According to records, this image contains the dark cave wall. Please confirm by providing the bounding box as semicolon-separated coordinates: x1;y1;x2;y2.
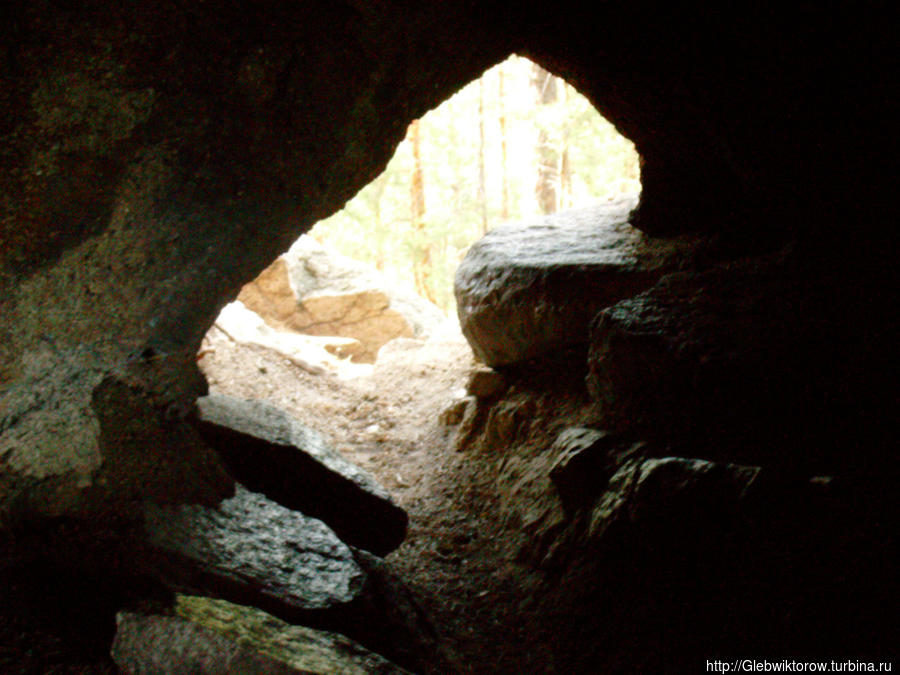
0;0;514;520
516;2;894;240
0;0;894;618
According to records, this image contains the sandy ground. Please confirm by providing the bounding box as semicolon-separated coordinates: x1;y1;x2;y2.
198;321;554;673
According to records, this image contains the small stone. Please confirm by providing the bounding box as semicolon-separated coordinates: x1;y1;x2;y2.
466;367;506;398
439;396;472;426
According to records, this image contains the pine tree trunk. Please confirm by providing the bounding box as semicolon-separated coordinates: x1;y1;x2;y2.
532;63;559;215
499;62;509;221
478;77;489;235
409;120;436;303
560;81;572;210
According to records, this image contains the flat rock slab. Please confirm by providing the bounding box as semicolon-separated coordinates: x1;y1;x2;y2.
111;595;411;675
196;393;408;556
143;485;366;611
454;202;694;366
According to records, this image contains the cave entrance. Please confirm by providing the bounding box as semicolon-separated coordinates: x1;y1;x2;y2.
198;54;640;373
195;54;640;671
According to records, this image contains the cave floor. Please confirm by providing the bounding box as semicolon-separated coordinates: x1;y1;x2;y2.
199;326;556;674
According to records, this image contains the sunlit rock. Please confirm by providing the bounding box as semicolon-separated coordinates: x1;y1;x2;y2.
238;236;445;363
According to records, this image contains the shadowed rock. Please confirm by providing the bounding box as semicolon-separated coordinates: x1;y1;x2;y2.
112;595;411;675
454;202;695;366
586;252;889;470
112;612;299;675
143;485;365;611
141;486;449;673
195;393;408;556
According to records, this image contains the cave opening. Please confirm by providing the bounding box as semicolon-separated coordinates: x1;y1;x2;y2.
192;54;643;671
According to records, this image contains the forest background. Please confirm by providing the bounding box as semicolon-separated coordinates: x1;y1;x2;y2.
310;55;641;313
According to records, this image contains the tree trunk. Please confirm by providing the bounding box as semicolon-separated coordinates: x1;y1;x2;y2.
560;81;572;210
409;120;436;303
499;61;509;221
532;63;559;215
478;77;489;235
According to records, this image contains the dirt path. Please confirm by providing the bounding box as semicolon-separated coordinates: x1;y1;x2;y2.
198;327;554;673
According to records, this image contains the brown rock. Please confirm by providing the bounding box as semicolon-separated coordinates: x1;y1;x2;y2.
238;237;445;363
465;367;506;398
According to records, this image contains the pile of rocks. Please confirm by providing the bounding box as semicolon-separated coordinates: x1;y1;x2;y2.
110;393;452;674
239;236;446;363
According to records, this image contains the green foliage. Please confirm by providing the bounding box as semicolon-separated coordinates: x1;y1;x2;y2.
310;55;641;314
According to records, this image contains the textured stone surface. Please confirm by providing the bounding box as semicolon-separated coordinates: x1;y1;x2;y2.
0;345;232;525
112;611;299;675
140;487;448;674
0;2;894;672
112;595;411;675
239;236;445;363
454;202;694;366
196;393;407;556
143;485;366;611
465;367;506;398
549;428;620;511
586;252;889;469
0;0;890;540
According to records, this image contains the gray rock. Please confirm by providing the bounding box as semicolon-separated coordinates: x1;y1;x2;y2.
238;236;446;363
112;595;412;675
196;393;407;556
454;203;694;366
141;486;449;674
143;485;365;611
0;347;232;529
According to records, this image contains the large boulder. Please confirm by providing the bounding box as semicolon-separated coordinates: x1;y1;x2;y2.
454;201;695;366
112;595;412;675
585;251;891;470
195;393;408;556
238;236;446;363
